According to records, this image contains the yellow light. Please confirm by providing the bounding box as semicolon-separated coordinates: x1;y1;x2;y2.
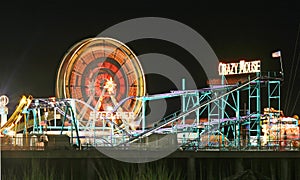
19;96;27;105
104;77;116;94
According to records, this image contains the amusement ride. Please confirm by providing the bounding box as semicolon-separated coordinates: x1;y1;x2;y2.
0;37;299;152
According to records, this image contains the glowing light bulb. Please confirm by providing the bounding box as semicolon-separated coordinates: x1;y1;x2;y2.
104;77;116;94
106;105;113;112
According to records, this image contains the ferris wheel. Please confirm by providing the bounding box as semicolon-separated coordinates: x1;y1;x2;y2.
55;37;146;125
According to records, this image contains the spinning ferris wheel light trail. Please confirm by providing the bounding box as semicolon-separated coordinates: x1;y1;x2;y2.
55;37;146;131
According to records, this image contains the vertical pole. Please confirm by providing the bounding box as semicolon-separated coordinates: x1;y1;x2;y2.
142;98;146;132
33;99;38;133
256;72;261;149
32;109;37;133
182;78;186;125
237;90;240;148
196;92;200;149
111;122;114;145
278;80;281;116
196;92;200;125
268;72;271;112
24;113;28;147
93;117;96;146
31;108;37;133
207;97;211;147
268;75;272;146
248;75;251;147
70;108;73;146
54;107;57;127
37;108;42;133
221;75;225;148
221;75;225;119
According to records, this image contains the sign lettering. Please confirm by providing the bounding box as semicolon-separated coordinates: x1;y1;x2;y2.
218;60;261;75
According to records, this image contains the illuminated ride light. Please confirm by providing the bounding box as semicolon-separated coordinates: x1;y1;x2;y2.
104;77;117;95
55;37;146;129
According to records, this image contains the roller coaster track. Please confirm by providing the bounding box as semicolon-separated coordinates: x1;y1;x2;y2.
0;96;134;136
121;77;260;145
0;95;33;134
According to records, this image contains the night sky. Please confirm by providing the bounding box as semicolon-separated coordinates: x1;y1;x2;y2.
0;1;300;117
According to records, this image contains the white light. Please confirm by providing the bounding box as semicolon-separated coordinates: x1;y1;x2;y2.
104;77;117;94
106;105;114;112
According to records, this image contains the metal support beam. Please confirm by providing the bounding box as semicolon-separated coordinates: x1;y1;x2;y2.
248;73;261;148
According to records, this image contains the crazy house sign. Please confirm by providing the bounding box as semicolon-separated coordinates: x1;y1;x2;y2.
218;60;261;76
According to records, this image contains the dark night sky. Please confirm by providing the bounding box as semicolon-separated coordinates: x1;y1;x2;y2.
0;1;300;116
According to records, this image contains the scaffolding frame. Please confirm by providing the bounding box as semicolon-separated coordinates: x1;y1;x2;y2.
266;72;281;148
248;72;261;148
